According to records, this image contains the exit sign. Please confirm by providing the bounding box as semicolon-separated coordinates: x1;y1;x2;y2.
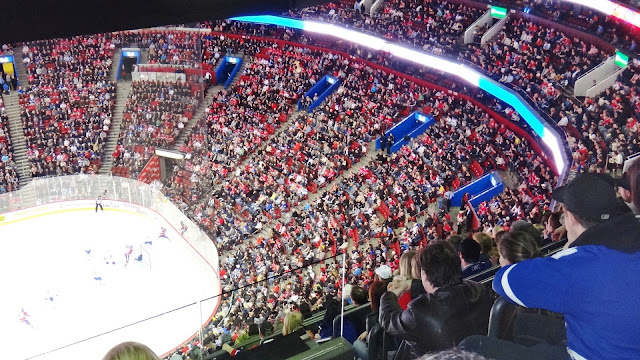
615;51;629;68
490;6;508;19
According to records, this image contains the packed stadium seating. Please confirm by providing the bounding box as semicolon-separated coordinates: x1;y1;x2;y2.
119;30;202;67
0;95;18;192
158;5;634;356
111;80;201;178
19;34;116;177
3;0;640;359
155;29;557;357
287;1;640;175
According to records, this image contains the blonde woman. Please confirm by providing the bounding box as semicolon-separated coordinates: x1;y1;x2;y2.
395;250;417;281
102;342;159;360
395;250;417;310
282;311;304;336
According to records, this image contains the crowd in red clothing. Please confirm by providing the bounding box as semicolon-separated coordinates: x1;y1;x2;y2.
289;0;640;176
112;80;201;178
19;34;116;177
1;0;638;357
296;0;483;56
0;95;18;193
156;29;556;357
119;31;202;67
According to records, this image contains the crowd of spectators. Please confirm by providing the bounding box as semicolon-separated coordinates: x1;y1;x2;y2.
19;34;116;177
294;0;484;56
0;95;18;192
156;28;558;357
163;40;317;211
112;80;200;177
280;3;640;180
119;31;202;67
3;0;639;357
457;16;640;174
282;0;640;177
483;0;640;56
0;44;18;94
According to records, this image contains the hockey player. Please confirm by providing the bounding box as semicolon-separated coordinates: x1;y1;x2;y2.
124;245;134;266
96;195;104;212
159;227;168;239
19;309;31;326
180;221;188;235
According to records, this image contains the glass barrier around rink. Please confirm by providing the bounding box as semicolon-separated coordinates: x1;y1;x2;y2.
0;174;219;272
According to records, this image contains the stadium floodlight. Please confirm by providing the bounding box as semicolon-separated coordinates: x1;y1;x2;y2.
490;6;509;19
543;131;566;176
385;43;481;84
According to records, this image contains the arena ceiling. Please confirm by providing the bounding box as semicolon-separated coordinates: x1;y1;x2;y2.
1;0;331;43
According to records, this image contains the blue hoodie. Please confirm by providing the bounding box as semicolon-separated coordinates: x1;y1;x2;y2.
493;213;640;360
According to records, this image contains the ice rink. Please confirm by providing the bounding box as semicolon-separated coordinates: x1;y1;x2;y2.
0;201;221;360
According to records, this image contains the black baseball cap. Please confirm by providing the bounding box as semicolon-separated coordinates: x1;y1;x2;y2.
552;173;618;222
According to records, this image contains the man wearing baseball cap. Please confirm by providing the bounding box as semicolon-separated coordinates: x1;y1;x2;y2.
487;173;640;359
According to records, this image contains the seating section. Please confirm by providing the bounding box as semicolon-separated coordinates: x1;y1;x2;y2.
20;35;116;177
0;95;18;192
157;31;557;358
281;0;638;176
119;31;201;67
481;0;640;53
112;80;201;178
1;1;638;358
163;42;313;207
297;0;485;55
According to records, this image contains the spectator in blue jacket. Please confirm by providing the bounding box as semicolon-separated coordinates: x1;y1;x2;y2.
470;173;640;359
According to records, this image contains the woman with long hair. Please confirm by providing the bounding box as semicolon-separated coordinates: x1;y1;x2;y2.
395;250;418;310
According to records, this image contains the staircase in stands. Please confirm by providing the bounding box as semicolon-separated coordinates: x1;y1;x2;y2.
99;48;135;175
4;57;31;189
99;80;131;175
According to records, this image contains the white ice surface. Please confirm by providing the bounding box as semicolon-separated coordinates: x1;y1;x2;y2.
0;206;220;360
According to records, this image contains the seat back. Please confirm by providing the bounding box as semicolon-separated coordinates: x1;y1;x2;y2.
488;296;567;346
332;303;370;340
367;323;383;360
487;296;520;341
